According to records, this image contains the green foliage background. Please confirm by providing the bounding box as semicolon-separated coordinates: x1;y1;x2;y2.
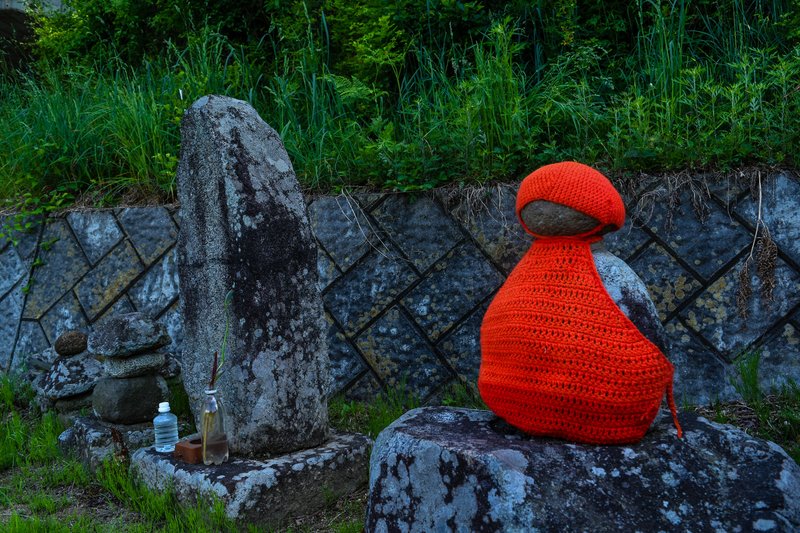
1;0;798;205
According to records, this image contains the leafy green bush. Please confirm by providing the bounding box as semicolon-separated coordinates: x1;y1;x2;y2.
1;1;798;204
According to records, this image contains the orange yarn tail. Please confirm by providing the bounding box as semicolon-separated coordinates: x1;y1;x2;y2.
667;382;683;438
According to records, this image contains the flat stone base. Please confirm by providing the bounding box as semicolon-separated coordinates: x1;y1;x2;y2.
131;431;372;527
58;415;185;472
367;407;800;532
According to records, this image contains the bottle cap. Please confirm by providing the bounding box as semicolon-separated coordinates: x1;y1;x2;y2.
158;401;170;413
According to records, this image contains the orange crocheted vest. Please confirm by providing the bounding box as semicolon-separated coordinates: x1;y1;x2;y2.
478;162;682;445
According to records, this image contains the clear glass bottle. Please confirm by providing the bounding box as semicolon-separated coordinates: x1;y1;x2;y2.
200;389;229;465
153;401;179;453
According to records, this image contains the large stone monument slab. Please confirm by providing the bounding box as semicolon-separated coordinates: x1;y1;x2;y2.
177;95;329;456
367;407;800;532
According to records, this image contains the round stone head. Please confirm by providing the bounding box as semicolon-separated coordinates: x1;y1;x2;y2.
515;162;625;238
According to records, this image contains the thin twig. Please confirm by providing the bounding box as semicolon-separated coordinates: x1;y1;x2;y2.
747;171;763;261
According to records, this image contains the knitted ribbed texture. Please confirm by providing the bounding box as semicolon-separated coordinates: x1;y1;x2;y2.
479;162;681;445
516;161;625;236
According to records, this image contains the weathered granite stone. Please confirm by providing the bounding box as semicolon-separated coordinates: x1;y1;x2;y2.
54;330;88;356
519;200;600;236
316;250;340;292
344;371;384;401
176;95;329;456
682;257;800;359
646;187;751;281
454;185;530;274
94;296;136;327
40;291;89;345
11;320;48;373
88;312;170;358
6;217;42;262
0;244;25;298
366;407;800;533
160;352;182;379
131;431;372;528
66;210;123;266
54;391;93;427
54;391;93;413
103;352;166;378
0;281;25;371
629;241;702;321
158;303;184;355
92;374;169;424
74;240;143;321
403;242;502;341
436;302;489;385
32;372;53;411
324;244;418;336
326;315;367;397
128;248;179;317
708;175;747;209
735;173;800;266
117;207;178;266
593;247;671;355
58;415;162;473
373;195;463;272
356;306;452;398
23;219;90;320
309;195;376;271
43;355;103;400
603;217;652;261
756;322;800;392
27;347;58;372
354;192;385;211
665;320;738;405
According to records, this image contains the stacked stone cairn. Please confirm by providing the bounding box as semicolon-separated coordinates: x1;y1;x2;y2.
88;313;170;424
37;330;103;425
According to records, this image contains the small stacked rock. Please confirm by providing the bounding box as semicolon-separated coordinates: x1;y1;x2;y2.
88;313;170;425
39;330;102;425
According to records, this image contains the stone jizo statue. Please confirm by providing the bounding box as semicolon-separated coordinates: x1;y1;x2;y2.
478;161;682;444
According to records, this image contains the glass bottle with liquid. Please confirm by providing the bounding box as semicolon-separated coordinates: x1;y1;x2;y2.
200;389;229;465
153;401;179;453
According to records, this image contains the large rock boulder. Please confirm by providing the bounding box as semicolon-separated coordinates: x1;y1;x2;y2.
366;407;800;532
176;95;329;456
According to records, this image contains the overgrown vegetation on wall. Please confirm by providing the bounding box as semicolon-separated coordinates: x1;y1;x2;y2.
1;0;798;207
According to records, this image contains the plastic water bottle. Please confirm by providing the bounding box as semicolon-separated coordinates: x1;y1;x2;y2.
153;401;179;453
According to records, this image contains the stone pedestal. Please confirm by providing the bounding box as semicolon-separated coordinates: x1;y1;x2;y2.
58;415;165;472
131;432;372;528
366;407;800;532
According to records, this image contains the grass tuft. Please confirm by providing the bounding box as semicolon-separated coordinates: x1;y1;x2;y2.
696;350;800;463
329;380;421;438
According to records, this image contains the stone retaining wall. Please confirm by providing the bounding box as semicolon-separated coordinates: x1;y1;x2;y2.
2;173;799;405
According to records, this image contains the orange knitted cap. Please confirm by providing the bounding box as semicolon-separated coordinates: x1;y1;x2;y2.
515;162;625;236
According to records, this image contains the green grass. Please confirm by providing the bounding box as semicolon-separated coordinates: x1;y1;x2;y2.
697;350;800;463
329;380;422;438
0;373;377;532
0;367;796;531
